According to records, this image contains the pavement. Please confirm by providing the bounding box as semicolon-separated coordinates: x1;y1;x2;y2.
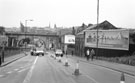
66;55;135;77
0;52;28;67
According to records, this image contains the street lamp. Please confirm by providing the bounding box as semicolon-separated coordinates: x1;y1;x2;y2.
24;19;33;55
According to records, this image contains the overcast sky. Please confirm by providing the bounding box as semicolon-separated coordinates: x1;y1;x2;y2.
0;0;135;28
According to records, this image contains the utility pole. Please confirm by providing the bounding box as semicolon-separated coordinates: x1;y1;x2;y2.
96;0;100;57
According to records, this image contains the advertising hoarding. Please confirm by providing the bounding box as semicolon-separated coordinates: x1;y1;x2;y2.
64;35;75;44
85;29;129;50
0;35;8;46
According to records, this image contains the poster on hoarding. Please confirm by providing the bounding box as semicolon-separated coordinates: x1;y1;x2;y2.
0;35;8;47
64;35;75;44
85;29;129;50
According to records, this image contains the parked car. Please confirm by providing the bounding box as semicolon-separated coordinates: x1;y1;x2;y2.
55;49;63;57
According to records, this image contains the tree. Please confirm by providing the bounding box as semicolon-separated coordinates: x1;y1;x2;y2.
0;26;5;35
72;27;75;35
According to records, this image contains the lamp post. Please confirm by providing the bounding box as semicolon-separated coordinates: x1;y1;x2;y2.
24;19;33;55
96;0;99;57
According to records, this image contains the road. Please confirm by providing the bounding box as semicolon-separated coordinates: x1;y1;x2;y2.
0;51;135;83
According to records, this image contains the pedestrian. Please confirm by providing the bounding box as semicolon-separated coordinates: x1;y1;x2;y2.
0;54;2;66
86;49;90;61
91;49;95;61
63;50;65;54
66;51;67;55
2;47;5;62
71;51;73;56
2;50;4;62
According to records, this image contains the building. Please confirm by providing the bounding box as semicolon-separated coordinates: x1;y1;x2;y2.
75;20;134;57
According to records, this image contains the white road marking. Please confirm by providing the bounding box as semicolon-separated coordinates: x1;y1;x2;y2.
7;71;12;74
82;74;99;83
20;67;24;68
18;67;30;73
0;75;4;77
20;64;32;69
23;56;38;83
14;69;19;71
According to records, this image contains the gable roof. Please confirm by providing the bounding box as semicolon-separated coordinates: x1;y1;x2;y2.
76;20;118;35
90;20;117;30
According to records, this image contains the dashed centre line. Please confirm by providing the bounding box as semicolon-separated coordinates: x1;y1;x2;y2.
0;75;4;78
14;69;19;71
23;56;38;83
18;67;30;73
7;71;12;74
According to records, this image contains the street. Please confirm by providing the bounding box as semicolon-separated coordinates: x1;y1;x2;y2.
0;51;135;83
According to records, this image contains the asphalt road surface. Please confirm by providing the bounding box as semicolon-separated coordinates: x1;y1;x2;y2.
0;51;135;83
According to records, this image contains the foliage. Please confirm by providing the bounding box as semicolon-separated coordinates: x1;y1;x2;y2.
96;55;135;66
130;32;135;44
0;26;5;35
72;27;75;35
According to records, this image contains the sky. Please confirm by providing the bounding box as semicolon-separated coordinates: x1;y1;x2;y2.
0;0;135;28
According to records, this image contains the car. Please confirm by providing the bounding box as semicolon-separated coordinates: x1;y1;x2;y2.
35;49;44;56
55;49;63;57
30;48;36;56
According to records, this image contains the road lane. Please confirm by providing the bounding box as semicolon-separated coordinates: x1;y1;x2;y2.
23;56;38;83
29;54;96;83
62;55;135;83
1;51;135;83
0;55;37;83
47;52;135;83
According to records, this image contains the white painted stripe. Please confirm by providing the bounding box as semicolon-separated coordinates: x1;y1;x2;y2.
7;71;12;74
0;75;4;77
18;67;30;73
20;66;24;68
14;69;19;71
20;64;32;69
82;74;99;83
23;56;38;83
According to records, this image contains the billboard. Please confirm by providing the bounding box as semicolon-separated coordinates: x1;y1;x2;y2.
0;35;8;46
85;29;129;50
64;35;75;44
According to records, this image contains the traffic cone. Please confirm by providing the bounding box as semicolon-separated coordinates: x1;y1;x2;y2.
73;60;80;75
120;72;125;83
54;56;56;59
64;58;69;66
58;56;61;62
51;55;53;58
